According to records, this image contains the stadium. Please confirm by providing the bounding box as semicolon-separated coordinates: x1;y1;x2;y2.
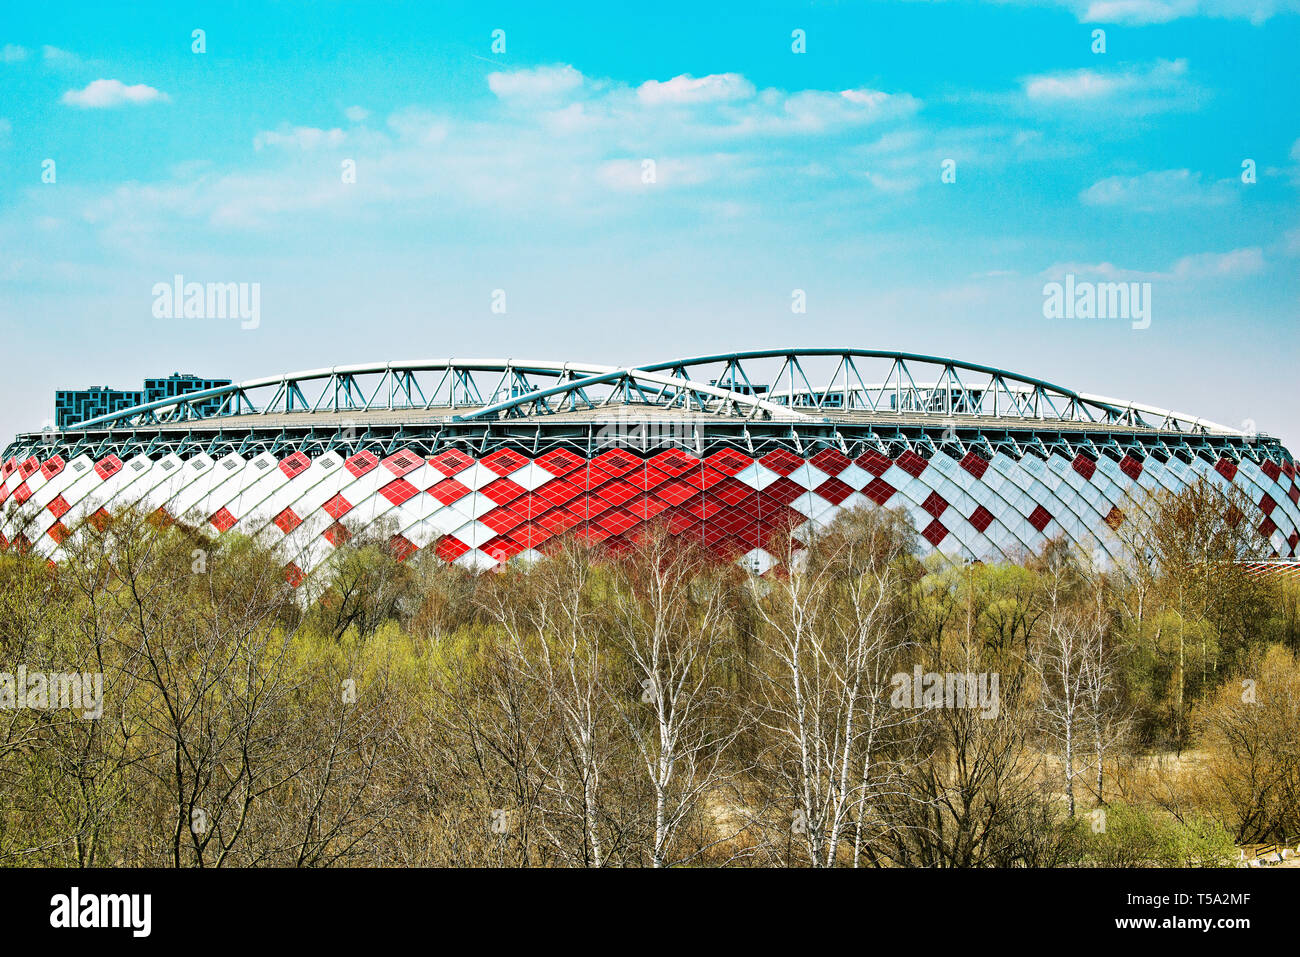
2;349;1297;585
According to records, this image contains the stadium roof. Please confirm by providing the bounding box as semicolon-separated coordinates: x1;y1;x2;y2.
7;349;1283;465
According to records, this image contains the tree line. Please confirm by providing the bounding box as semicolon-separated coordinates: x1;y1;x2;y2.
1;473;1297;866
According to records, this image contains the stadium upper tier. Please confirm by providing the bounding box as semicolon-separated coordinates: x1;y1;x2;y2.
2;349;1295;580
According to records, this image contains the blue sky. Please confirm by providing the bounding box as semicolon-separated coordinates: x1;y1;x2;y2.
1;1;1297;447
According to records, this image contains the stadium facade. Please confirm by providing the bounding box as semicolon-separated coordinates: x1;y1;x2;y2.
2;350;1297;585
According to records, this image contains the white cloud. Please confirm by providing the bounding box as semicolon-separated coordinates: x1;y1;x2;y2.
1080;168;1236;210
45;65;928;232
488;64;584;101
982;0;1299;25
1022;58;1188;102
42;45;81;67
62;79;169;108
385;107;449;145
0;43;27;63
1078;0;1296;24
638;73;755;105
253;125;346;150
762;88;921;133
1043;246;1264;281
1170;246;1265;278
344;105;370;123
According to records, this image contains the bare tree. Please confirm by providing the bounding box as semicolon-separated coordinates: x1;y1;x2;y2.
746;507;917;867
604;530;745;866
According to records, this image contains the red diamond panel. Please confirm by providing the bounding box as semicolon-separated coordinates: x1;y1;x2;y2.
481;505;528;534
969;505;994;532
650;449;701;478
481;477;526;505
855;449;892;475
815;477;853;506
95;455;124;480
809;448;851;476
593;478;639;506
922;519;948;547
481;448;529;476
1260;516;1278;539
570;493;614;518
1259;492;1277;515
625;463;670;490
380;478;419;506
323;522;351;547
345;450;379;477
1120;455;1144;480
655;479;700;507
668;511;701;535
209;507;237;532
575;522;612;545
274;508;301;534
382;449;424;477
1261;460;1281;482
760;448;803;476
535;449;584;476
685;497;726;521
48;522;68;545
592;449;641;478
704;449;753;476
47;495;70;519
509;523;549;550
759;477;805;508
625;492;670;522
390;535;418;562
895;450;929;478
683;467;727;491
1214;458;1237;482
1071;454;1096;480
597;507;641;536
279;452;311;478
323;494;353;520
435;537;471;562
428;478;471;506
12;483;30;504
1028;505;1052;533
567;464;612;489
482;536;526;562
40;456;66;480
922;490;948;519
285;563;305;587
864;476;896;506
959;451;989;479
428;449;474;477
536;508;582;535
534;478;582;507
